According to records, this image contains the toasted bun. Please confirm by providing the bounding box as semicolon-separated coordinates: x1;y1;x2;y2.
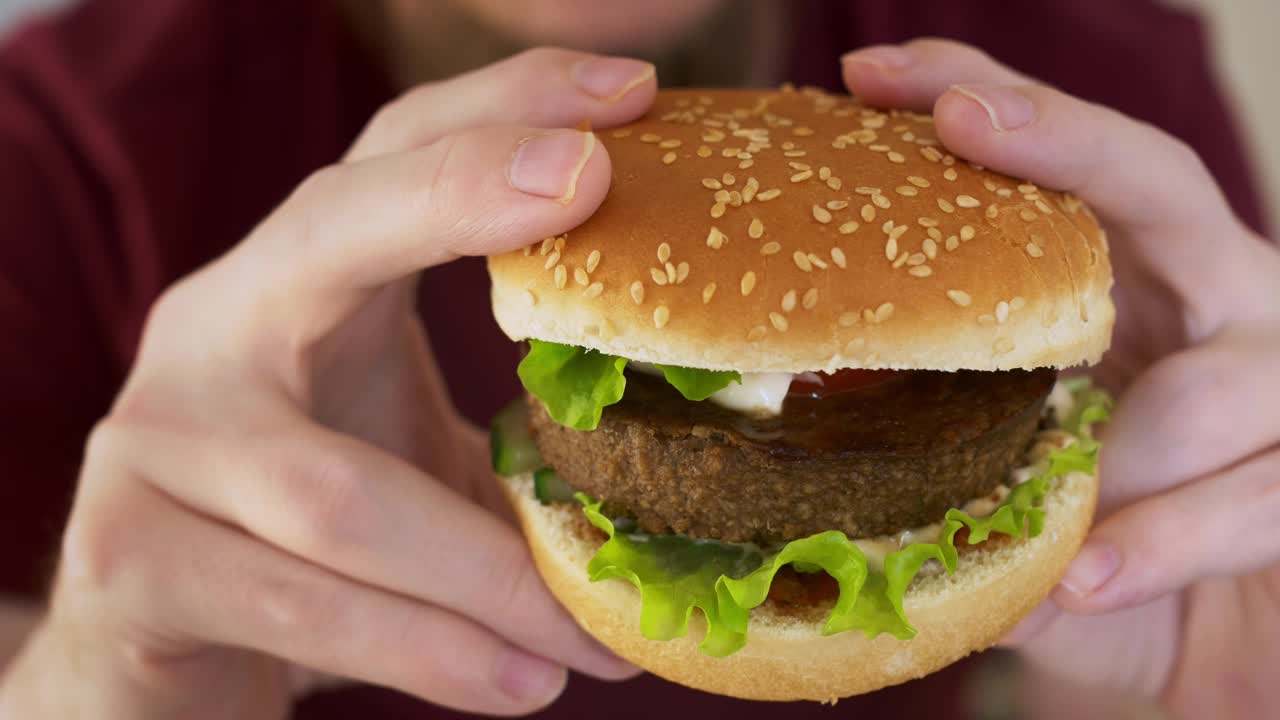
500;467;1097;701
490;88;1113;373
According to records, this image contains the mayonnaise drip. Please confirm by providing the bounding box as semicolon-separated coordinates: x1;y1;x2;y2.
630;363;793;416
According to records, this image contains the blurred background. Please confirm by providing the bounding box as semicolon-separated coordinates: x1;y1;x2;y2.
2;0;1277;231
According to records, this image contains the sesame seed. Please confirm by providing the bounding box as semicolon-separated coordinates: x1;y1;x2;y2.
793;251;813;272
907;175;930;188
747;325;768;341
1019;208;1038;222
720;147;737;158
544;250;561;270
874;302;894;323
711;202;726;218
769;312;789;331
947;289;971;307
956;195;980;208
943;168;958;181
945;235;960;251
1018;184;1038;194
661;151;676;165
665;261;676;284
702;282;716;304
738;159;754;169
873;193;891;209
870;144;890;153
790;170;814;183
554;236;566;253
994;338;1015;354
861;204;876;222
978;314;996;326
996;301;1010;324
659;138;682;149
812;205;833;223
584;282;604;298
586;250;601;273
908;265;933;277
1035;199;1054;215
997;188;1014;198
1025;242;1044;258
788;161;811;171
819;166;832;180
808;253;828;269
887;152;906;163
892;251;909;269
702;178;723;190
838;221;858;235
907;253;926;266
983;179;998;193
895;185;919;197
781;289;797;312
792;126;815;136
921;146;943;162
649;267;667;285
826;177;843;190
722;172;736;185
554;265;567;289
885;237;898;261
676;261;690;284
657;243;672;263
757;188;781;202
1010;296;1026;310
838;311;859;327
986;204;1000;220
923;238;938;259
574;267;590;286
740;271;757;296
826;200;849;210
706;226;727;249
802;288;819;309
729;191;743;206
760;241;781;256
960;225;976;241
889;224;908;240
653;305;670;328
612;129;633;138
737;151;752;160
630;281;645;305
918;216;940;228
523;289;537;306
783;150;807;157
927;227;942;240
714;189;731;203
749;217;764;238
697;145;712;158
639;133;661;143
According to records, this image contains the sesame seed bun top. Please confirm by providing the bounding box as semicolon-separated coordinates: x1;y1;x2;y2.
488;88;1114;373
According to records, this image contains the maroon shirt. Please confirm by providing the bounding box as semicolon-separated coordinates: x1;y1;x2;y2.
0;1;1267;718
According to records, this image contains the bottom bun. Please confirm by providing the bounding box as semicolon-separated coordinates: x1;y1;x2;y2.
501;469;1097;702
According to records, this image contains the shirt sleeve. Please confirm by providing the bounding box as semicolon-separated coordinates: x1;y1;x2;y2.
0;80;119;598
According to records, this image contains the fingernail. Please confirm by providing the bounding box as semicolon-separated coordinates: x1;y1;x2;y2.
841;45;914;71
1059;542;1121;596
950;84;1036;132
571;57;655;102
508;130;596;204
496;649;567;704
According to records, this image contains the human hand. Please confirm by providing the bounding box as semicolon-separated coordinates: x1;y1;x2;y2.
0;48;656;719
842;39;1280;718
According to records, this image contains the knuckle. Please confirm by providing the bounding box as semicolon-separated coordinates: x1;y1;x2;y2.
483;539;543;615
266;445;378;558
907;36;990;63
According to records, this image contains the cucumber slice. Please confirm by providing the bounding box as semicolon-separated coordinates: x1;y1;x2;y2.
533;468;576;505
489;398;544;476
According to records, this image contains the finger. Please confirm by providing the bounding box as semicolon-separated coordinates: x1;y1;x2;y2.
842;38;1029;112
348;47;655;161
995;598;1061;647
66;480;570;715
248;123;609;312
109;410;636;683
1052;446;1280;614
1098;334;1280;512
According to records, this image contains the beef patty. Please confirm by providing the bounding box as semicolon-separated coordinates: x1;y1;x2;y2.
529;368;1056;544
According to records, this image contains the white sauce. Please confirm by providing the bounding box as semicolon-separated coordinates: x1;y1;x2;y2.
630;363;793;416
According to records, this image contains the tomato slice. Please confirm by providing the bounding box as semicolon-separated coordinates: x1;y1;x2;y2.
788;368;901;398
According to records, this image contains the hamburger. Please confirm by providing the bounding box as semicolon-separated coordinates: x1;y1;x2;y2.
487;87;1113;701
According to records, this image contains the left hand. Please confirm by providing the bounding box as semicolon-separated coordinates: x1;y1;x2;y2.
841;38;1280;718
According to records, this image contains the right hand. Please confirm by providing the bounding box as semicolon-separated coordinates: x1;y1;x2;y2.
0;48;656;719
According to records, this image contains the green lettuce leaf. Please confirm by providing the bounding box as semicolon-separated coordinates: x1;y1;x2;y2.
576;380;1112;656
654;365;742;401
517;340;628;431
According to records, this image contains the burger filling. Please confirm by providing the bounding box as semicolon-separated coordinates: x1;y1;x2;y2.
494;340;1110;656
